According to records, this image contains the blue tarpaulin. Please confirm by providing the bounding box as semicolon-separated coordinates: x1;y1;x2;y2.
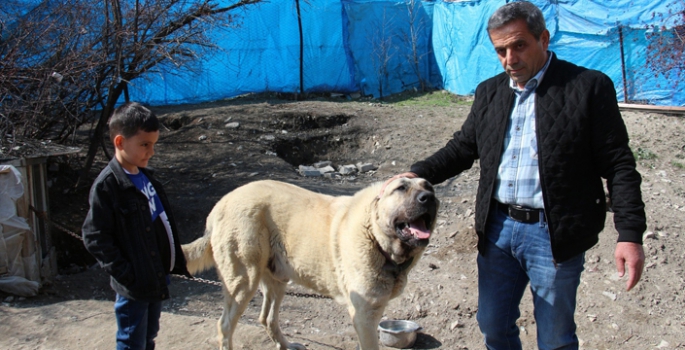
6;0;684;106
434;0;685;106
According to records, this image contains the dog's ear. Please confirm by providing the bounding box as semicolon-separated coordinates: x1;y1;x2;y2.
370;193;382;223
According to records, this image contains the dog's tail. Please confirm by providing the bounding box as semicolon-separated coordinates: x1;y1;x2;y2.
182;234;215;275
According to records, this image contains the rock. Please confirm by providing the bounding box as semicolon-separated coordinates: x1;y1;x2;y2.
450;320;463;330
313;161;332;168
298;165;322;177
225;122;240;129
643;231;656;240
324;172;342;179
198;135;208;141
602;291;617;301
656;340;669;349
318;165;336;173
356;162;377;172
339;164;357;175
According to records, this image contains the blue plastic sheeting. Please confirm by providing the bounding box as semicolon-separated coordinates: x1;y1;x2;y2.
130;0;683;106
435;0;685;106
6;0;684;106
342;0;442;98
130;0;443;103
129;0;358;104
557;0;681;34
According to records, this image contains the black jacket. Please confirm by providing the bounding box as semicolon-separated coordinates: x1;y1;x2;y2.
82;158;191;302
411;54;646;262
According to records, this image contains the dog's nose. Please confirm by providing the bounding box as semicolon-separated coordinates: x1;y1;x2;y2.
416;191;434;204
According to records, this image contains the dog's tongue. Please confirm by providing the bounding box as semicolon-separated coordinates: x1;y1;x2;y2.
408;219;431;239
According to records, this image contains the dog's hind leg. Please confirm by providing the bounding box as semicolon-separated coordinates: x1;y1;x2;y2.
259;277;306;350
215;268;262;350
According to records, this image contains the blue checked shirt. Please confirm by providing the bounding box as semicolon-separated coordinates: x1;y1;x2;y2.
493;52;553;209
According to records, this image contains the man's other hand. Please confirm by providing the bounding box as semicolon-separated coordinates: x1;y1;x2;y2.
615;241;645;291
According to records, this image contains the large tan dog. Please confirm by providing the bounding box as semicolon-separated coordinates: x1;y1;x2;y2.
182;178;438;350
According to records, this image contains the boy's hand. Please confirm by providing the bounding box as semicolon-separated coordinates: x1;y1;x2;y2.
379;172;418;198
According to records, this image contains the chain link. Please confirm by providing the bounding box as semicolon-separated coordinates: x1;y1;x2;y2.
29;207;331;299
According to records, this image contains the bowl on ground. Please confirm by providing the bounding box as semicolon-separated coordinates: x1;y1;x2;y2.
378;319;422;348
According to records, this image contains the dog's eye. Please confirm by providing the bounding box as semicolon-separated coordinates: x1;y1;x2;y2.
395;185;407;192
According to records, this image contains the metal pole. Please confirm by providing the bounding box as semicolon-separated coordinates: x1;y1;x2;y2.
618;24;629;103
295;0;304;100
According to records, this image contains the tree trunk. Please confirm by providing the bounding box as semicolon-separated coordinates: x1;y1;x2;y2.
76;83;125;187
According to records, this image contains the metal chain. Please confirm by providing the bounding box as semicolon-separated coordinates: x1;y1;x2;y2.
29;207;330;299
285;291;332;299
174;274;331;299
29;205;83;241
174;274;223;287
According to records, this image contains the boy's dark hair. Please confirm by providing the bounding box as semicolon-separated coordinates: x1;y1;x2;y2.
487;1;547;40
108;102;160;142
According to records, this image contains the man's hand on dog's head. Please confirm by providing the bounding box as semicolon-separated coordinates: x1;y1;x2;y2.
379;172;418;198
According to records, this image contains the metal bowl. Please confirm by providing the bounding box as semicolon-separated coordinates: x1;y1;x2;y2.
378;319;422;348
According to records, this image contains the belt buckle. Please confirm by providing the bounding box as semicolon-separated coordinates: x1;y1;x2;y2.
509;205;531;222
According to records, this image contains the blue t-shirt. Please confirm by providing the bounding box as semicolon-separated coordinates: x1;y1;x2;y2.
126;170;176;272
127;171;164;221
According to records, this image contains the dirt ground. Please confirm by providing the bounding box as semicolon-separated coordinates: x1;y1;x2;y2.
1;92;684;350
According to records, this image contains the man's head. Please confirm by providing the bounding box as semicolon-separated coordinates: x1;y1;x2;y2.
487;1;550;89
108;102;160;173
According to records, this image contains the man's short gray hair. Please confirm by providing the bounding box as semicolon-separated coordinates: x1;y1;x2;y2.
487;1;547;40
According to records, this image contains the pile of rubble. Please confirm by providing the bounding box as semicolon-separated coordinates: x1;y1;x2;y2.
297;160;377;178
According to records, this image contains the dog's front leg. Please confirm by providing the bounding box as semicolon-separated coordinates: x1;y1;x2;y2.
348;294;384;350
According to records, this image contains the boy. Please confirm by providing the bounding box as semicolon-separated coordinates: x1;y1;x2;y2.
82;102;191;350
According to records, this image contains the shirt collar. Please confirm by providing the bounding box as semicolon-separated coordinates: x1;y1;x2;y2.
509;50;553;92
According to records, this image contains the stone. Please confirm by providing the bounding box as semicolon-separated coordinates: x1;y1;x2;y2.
313;161;332;168
298;165;322;177
339;164;357;175
318;165;336;173
356;162;377;172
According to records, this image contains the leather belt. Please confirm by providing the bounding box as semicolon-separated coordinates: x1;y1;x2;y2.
497;202;543;223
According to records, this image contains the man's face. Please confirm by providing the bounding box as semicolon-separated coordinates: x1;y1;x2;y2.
489;18;550;89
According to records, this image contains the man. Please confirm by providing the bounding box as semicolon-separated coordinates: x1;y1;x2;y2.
383;2;646;349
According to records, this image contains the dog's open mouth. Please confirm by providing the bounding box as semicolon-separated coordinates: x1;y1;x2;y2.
395;213;433;240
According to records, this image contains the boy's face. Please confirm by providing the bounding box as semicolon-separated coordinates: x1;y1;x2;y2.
114;130;159;174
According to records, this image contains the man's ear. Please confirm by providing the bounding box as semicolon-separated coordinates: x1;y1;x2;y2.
113;135;124;150
540;29;550;50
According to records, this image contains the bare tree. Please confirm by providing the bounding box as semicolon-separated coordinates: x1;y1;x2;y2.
368;8;396;100
644;2;685;98
0;0;262;184
400;0;432;92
